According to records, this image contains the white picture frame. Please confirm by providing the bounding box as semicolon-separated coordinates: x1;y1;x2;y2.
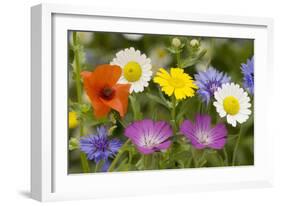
31;3;274;202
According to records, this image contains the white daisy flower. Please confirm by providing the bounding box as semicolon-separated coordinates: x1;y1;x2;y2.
110;47;152;93
195;40;213;72
213;83;252;127
149;45;172;74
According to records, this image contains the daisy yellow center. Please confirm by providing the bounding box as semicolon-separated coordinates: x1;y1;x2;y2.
223;96;240;115
169;78;185;88
157;49;167;58
123;61;142;82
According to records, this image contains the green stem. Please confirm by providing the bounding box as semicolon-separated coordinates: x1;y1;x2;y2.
191;148;198;167
198;150;207;167
223;148;229;166
143;154;152;170
94;162;100;173
73;32;90;173
143;155;148;169
129;94;142;120
232;125;243;166
218;153;225;166
198;101;202;114
205;102;211;114
176;52;181;67
187;156;193;168
117;118;127;128
171;96;177;134
108;139;130;172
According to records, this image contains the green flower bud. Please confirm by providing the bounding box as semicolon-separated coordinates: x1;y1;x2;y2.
172;38;181;48
81;104;90;113
69;137;79;151
190;39;200;48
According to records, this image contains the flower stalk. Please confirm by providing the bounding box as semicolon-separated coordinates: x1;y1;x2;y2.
232;125;243;166
108;139;130;172
73;32;90;173
171;96;177;134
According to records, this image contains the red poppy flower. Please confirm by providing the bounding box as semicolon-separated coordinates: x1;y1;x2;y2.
81;64;131;118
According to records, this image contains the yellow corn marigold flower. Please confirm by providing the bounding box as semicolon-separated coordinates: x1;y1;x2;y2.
153;68;198;100
69;111;79;129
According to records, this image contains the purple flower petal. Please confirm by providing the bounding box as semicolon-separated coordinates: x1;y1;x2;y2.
153;121;173;142
195;115;211;132
180;120;197;141
209;138;226;149
180;114;228;150
79;126;122;163
155;140;172;150
125;119;173;154
195;67;231;104
241;57;254;95
124;121;147;145
137;146;154;154
209;123;227;141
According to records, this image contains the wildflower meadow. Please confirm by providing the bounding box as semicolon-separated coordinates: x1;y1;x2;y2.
68;31;254;173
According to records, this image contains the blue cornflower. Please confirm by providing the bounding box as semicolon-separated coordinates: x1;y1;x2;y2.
195;67;231;104
241;57;254;95
80;126;122;167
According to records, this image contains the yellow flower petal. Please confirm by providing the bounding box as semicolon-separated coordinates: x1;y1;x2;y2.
183;87;195;97
69;111;79;129
156;68;171;80
162;85;174;96
170;68;184;78
153;76;169;87
174;88;186;100
154;67;197;100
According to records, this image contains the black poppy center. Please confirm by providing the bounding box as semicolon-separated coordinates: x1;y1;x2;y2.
100;86;115;100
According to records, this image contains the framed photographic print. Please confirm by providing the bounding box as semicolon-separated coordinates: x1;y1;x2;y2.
31;3;274;201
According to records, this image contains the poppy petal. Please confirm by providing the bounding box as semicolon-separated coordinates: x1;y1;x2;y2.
90;64;122;87
81;70;111;118
114;84;131;116
100;84;131;117
93;100;111;118
81;65;129;118
81;71;91;79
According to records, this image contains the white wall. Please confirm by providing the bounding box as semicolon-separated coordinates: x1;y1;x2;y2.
0;0;280;205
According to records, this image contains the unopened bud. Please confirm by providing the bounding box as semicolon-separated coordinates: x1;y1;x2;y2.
190;39;200;48
172;38;181;48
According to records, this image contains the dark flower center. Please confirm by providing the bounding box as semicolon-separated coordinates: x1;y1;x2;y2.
94;138;109;152
100;86;115;100
206;81;219;95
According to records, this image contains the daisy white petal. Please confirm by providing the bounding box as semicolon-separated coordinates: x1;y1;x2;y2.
110;47;152;93
213;83;252;127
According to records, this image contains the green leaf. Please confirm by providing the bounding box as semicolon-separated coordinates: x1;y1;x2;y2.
95;160;105;172
152;108;158;121
166;47;177;54
166;45;184;54
176;100;190;121
197;158;207;167
116;158;129;171
108;125;118;136
135;158;144;170
179;49;207;68
129;95;143;120
146;93;170;109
